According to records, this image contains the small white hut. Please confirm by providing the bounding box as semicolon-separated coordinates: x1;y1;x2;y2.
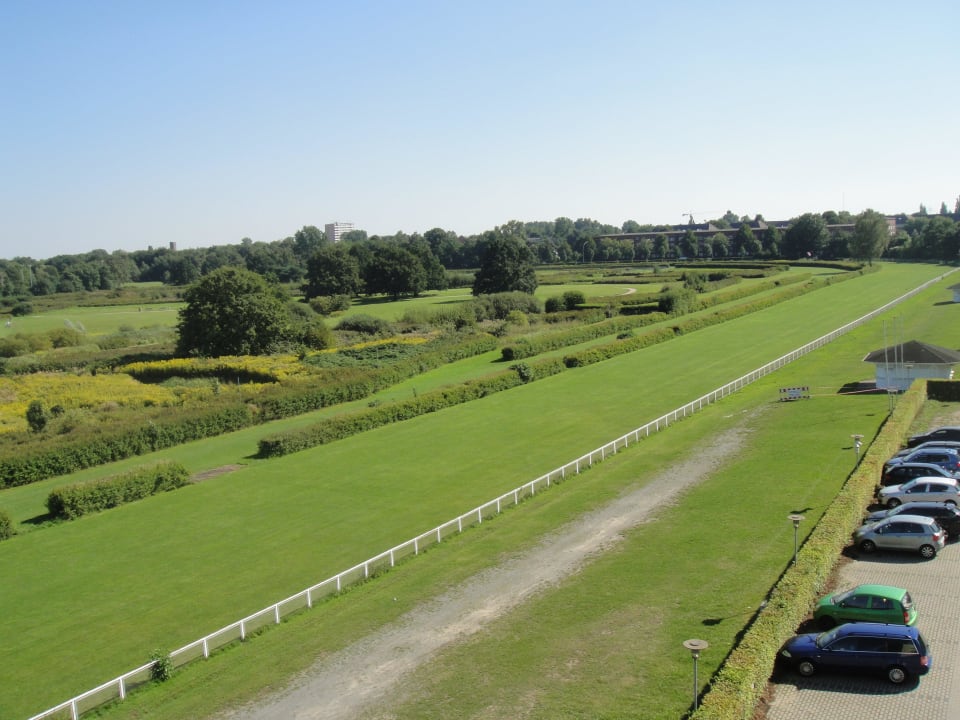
862;340;960;392
949;283;960;303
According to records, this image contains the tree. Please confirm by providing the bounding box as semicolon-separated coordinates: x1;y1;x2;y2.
940;202;950;216
851;210;890;264
176;267;291;357
303;244;362;298
472;233;538;296
363;244;426;299
710;233;729;258
783;213;828;259
26;400;48;433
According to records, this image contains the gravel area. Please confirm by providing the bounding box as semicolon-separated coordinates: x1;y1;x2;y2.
220;419;755;720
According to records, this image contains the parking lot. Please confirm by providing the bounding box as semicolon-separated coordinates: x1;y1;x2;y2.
765;535;960;719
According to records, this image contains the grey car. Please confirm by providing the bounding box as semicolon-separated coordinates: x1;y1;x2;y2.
854;515;947;559
892;441;960;458
884;447;960;474
878;477;960;508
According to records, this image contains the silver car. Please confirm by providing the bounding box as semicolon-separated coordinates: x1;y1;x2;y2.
854;515;946;559
878;477;960;508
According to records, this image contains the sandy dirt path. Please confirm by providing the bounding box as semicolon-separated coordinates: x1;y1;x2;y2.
223;420;752;720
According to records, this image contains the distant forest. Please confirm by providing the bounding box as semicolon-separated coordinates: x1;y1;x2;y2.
1;206;958;301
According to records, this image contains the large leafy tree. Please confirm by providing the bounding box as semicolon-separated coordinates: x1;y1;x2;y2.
363;243;426;299
783;213;829;259
472;231;538;296
303;244;362;298
176;266;291;356
851;210;891;264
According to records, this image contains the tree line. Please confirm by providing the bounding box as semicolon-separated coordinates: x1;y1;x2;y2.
1;204;958;303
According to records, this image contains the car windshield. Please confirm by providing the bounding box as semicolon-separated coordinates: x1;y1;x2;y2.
816;626;843;649
831;588;855;604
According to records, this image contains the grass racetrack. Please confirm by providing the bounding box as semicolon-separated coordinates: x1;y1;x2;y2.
1;262;957;719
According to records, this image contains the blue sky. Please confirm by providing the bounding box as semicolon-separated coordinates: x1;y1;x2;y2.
2;0;958;259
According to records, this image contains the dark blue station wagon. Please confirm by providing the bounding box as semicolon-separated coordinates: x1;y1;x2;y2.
779;622;931;684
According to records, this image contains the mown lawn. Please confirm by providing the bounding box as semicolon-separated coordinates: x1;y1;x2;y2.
0;262;955;719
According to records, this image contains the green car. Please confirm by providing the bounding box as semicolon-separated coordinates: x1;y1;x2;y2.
813;584;917;629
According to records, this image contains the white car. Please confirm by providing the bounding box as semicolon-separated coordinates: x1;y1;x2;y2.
878;477;960;508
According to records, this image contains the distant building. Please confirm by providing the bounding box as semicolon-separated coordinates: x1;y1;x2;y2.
863;340;960;392
325;222;355;244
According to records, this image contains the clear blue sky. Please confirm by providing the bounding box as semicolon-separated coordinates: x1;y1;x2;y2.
2;0;958;259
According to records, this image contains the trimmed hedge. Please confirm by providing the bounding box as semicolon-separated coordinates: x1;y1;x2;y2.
0;406;253;489
692;379;930;719
0;334;499;488
258;357;567;457
46;461;191;520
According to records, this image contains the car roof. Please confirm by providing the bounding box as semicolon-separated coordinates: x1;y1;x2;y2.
842;584;908;598
892;501;959;511
877;513;942;526
888;463;953;471
898;476;959;486
831;622;919;638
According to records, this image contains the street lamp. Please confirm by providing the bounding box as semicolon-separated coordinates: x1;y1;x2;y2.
788;514;805;566
683;638;709;712
852;434;864;463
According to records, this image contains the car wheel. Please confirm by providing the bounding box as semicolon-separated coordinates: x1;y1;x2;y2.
797;660;816;677
818;616;836;630
886;498;901;508
887;665;908;684
946;500;957;507
859;539;877;553
920;544;937;559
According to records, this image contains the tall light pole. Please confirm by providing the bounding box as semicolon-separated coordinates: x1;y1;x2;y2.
683;638;709;712
788;514;805;566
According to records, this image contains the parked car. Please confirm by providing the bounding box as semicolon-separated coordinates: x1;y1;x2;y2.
892;440;960;458
813;584;917;629
881;462;960;487
854;515;946;558
884;448;960;474
878;477;960;508
907;426;960;448
864;501;960;537
779;622;932;684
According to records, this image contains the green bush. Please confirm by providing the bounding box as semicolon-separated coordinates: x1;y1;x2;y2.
335;314;392;335
0;508;14;541
46;462;191;520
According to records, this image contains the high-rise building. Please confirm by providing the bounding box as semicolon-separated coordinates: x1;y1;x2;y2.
324;222;355;244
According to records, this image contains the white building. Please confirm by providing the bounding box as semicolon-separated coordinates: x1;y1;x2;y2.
862;340;960;392
324;222;355;244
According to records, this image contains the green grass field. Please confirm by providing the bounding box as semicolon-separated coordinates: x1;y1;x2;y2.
1;262;956;719
0;302;183;338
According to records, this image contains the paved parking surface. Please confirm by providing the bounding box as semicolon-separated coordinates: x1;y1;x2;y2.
765;536;960;719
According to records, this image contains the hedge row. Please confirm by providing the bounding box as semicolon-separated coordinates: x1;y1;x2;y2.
692;380;930;719
502;270;824;362
258;357;567;457
256;334;499;421
501;314;669;361
561;272;843;369
45;461;192;520
928;379;960;402
0;334;499;488
0;406;253;489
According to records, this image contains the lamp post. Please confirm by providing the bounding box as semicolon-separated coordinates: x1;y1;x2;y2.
788;514;805;566
683;638;709;712
852;434;864;463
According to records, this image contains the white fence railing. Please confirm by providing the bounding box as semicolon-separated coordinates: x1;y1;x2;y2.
27;269;954;720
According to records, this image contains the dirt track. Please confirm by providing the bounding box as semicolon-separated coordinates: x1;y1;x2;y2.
221;419;753;720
